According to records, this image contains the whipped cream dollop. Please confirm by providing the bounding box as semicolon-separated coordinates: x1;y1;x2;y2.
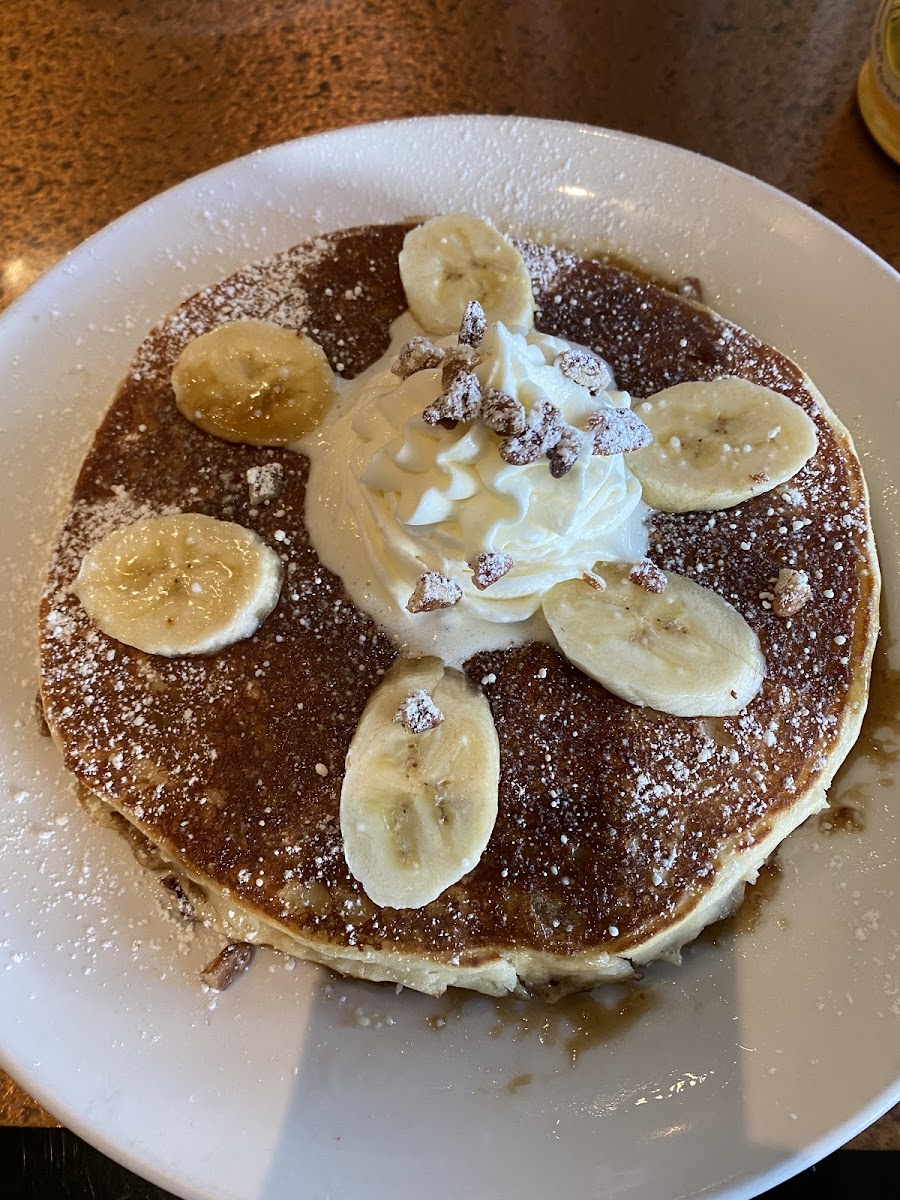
303;315;648;663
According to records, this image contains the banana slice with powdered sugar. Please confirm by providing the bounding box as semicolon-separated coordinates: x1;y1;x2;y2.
543;563;765;718
172;319;334;446
75;513;283;656
340;656;500;909
398;214;535;336
628;376;817;512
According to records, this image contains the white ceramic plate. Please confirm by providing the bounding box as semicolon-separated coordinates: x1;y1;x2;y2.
1;116;898;1200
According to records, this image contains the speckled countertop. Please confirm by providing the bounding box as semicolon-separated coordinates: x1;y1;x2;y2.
1;0;898;1153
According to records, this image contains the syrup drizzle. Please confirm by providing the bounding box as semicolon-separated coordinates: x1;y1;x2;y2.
699;859;784;944
503;1073;534;1095
427;984;659;1073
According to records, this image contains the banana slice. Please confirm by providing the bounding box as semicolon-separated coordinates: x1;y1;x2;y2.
340;657;500;909
75;513;283;656
398;214;534;336
628;376;818;512
172;319;334;445
543;564;764;718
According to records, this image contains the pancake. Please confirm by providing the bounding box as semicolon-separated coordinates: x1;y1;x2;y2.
39;223;880;998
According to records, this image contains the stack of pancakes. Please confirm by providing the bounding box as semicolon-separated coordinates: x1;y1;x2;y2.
39;224;879;997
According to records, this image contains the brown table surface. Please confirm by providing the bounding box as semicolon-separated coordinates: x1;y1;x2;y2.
1;0;898;1154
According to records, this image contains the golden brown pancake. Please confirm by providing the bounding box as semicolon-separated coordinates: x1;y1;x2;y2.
39;224;879;997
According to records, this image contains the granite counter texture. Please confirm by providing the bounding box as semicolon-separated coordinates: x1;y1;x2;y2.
1;0;898;309
0;0;898;1149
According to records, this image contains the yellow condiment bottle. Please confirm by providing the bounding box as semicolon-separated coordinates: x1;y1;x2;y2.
858;1;900;164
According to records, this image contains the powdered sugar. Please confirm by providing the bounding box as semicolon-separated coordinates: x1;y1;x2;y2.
130;237;330;388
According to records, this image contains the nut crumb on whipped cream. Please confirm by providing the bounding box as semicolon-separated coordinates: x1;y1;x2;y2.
406;571;463;613
423;369;482;425
441;344;481;383
482;387;526;435
498;395;566;465
554;348;613;393
470;551;514;590
547;425;589;478
391;335;445;379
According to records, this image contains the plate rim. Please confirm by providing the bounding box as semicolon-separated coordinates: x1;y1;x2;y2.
5;115;898;336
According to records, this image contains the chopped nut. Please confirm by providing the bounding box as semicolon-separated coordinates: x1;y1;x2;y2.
554;349;613;393
678;276;704;303
246;462;284;505
422;400;446;425
629;558;667;593
482;388;526;436
499;397;564;465
582;569;606;590
395;689;444;734
772;568;811;617
458;300;487;348
422;371;482;425
547;426;588;478
588;407;652;456
441;344;480;385
470;550;514;590
200;942;255;991
392;336;445;378
161;874;196;920
498;430;544;465
34;692;51;737
750;470;771;484
407;571;463;613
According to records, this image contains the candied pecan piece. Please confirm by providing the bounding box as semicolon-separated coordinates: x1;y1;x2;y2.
554;349;613;394
458;300;487;348
629;558;667;594
499;429;545;465
441;344;481;385
395;690;445;734
470;551;514;590
547;425;589;478
422;371;482;425
482;388;526;436
407;572;463;613
772;568;811;617
246;462;284;505
392;336;445;378
200;942;255;991
499;397;564;465
588;407;652;455
582;569;606;590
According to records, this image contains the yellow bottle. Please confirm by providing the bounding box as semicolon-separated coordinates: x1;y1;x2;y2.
858;1;900;164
